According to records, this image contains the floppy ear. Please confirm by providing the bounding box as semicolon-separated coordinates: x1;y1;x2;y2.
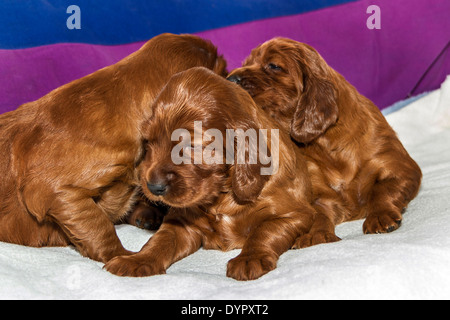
228;118;270;204
290;45;339;144
232;161;269;203
213;54;228;77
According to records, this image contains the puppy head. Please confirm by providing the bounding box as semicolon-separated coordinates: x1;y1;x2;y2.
228;37;338;144
149;33;228;77
140;67;269;208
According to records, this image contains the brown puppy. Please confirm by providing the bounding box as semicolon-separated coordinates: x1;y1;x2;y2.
227;37;422;248
105;67;316;280
0;34;227;263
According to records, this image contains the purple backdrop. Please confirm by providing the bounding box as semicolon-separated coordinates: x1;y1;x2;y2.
1;0;449;114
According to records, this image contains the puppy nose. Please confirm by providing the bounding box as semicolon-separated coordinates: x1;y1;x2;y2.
227;74;242;84
147;183;168;196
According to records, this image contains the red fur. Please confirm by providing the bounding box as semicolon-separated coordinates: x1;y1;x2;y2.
105;68;316;280
0;34;227;263
228;38;422;247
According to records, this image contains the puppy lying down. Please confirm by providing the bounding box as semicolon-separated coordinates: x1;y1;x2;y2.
0;34;227;263
227;37;422;245
105;67;317;280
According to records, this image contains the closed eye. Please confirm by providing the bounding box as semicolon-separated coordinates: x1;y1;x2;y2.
267;63;283;71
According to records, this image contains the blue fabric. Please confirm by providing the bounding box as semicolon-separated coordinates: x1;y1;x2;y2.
382;92;430;116
0;0;357;49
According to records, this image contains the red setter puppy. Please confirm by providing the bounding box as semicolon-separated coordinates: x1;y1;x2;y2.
105;67;316;280
227;38;422;248
0;34;227;263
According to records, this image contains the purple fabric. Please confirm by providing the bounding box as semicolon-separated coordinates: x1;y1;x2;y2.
197;0;450;109
0;42;144;113
1;0;449;114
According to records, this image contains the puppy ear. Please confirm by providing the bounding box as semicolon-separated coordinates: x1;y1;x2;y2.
213;54;228;77
290;46;339;144
229;121;270;203
232;161;269;204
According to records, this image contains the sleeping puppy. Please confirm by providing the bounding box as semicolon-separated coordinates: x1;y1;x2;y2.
0;34;227;263
105;67;316;280
227;37;422;247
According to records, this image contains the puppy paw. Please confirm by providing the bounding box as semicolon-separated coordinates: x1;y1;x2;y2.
126;202;166;230
292;231;341;249
227;253;277;281
363;211;402;234
92;247;134;264
104;255;166;277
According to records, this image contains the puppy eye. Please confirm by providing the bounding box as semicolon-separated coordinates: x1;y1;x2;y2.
268;63;283;71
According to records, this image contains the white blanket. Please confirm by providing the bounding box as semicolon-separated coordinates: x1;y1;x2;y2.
1;76;450;300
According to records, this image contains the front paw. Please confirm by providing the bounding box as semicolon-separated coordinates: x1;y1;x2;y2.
227;253;277;281
292;231;341;249
363;211;402;234
104;255;166;277
90;247;134;264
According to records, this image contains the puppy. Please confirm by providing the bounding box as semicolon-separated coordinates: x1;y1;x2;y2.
0;34;227;263
227;38;422;247
105;67;316;280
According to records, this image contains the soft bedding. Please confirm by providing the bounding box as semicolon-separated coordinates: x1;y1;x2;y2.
1;75;449;300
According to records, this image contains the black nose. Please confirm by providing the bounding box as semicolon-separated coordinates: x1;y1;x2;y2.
227;74;242;84
147;183;168;196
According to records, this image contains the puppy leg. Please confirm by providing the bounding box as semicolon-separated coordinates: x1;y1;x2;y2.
363;155;421;234
227;208;313;281
105;209;202;277
363;175;419;234
363;181;403;234
50;189;132;263
0;211;71;247
292;210;340;249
